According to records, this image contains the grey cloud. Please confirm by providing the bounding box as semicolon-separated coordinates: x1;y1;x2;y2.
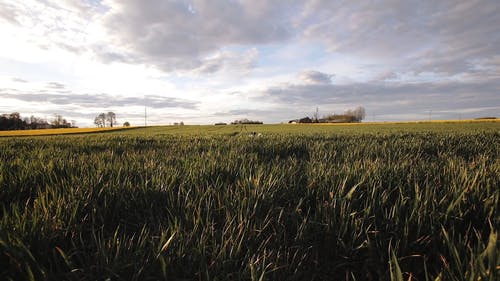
46;0;104;16
98;0;298;71
257;78;500;120
57;42;86;54
33;109;98;119
46;82;65;89
12;77;28;83
91;44;134;64
192;49;258;75
4;0;500;80
299;70;333;84
213;109;273;117
0;88;19;93
142;95;198;109
1;89;199;109
94;0;500;78
0;2;20;24
300;0;500;75
373;71;398;81
212;108;298;124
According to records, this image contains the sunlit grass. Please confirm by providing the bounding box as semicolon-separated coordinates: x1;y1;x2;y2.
115;121;500;136
0;122;498;280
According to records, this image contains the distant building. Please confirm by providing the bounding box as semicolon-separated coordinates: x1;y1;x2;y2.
299;117;312;123
34;122;51;129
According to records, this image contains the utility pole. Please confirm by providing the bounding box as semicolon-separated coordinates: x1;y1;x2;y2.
144;106;147;127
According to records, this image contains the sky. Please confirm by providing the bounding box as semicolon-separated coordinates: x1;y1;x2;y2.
0;0;499;127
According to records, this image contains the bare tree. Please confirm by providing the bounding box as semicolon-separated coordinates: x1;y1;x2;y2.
106;112;116;127
94;117;102;127
52;114;63;126
94;113;106;127
353;106;366;122
9;112;20;120
51;114;70;128
30;115;37;126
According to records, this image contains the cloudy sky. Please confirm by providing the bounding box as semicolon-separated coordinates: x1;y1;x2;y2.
0;0;499;126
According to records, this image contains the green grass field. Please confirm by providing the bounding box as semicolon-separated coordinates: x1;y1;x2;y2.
0;122;499;280
114;121;500;136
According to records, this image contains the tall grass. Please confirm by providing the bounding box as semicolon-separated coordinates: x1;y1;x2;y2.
0;126;498;280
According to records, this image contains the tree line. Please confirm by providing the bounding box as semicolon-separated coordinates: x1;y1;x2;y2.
322;106;366;123
230;119;263;125
289;106;366;123
0;112;75;131
94;112;116;127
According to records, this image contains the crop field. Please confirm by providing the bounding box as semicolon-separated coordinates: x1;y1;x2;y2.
0;122;498;280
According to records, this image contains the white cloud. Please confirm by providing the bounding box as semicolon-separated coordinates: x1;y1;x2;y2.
96;0;298;72
299;0;500;75
191;48;258;75
0;0;499;125
254;75;500;121
299;70;334;84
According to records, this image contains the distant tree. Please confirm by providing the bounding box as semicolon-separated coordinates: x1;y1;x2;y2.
123;121;130;127
52;114;63;127
475;117;497;120
231;119;263;125
319;106;366;123
9;112;20;120
94;113;106;127
0;113;56;130
353;106;366;122
50;114;71;128
0;112;26;130
106;112;116;127
94;117;101;127
28;115;50;129
94;112;117;127
99;113;106;127
29;115;38;129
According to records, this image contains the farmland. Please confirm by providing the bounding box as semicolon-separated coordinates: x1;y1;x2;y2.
0;122;499;280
